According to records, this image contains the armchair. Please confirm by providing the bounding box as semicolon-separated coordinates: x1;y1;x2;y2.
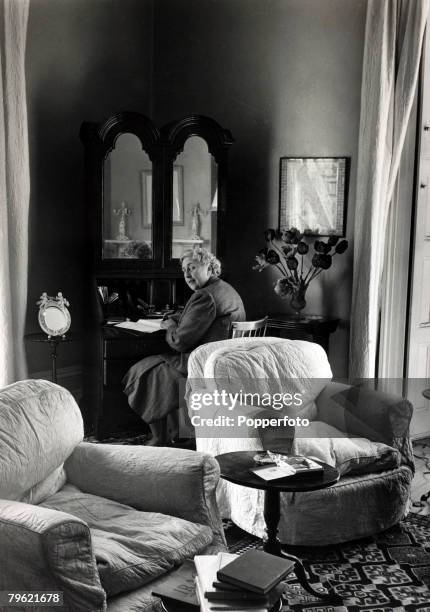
187;337;414;546
0;379;225;611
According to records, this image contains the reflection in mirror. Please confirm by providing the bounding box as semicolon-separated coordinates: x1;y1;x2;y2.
171;136;218;259
103;133;153;260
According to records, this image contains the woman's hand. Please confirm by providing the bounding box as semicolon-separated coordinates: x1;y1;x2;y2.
160;317;177;330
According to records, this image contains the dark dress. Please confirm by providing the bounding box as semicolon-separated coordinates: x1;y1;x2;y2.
122;276;246;423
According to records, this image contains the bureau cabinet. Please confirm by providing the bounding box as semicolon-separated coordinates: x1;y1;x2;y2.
80;113;234;438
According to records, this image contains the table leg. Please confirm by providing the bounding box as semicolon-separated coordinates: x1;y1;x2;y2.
263;489;342;604
49;340;58;383
263;488;283;555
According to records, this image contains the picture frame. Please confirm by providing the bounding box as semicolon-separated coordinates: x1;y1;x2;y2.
172;165;184;226
141;165;184;228
141;169;153;228
279;157;349;236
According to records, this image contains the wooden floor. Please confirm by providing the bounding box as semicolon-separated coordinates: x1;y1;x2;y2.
411;437;430;516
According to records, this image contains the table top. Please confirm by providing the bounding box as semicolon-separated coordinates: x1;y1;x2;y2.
267;313;340;329
24;332;78;343
216;450;339;493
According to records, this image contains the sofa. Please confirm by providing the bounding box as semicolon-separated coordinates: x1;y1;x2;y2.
186;337;415;546
0;379;226;611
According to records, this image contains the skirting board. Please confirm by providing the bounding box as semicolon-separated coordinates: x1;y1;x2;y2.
28;365;82;401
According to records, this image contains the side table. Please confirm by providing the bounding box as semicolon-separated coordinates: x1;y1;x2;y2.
267;314;339;353
25;333;78;383
419;389;430;505
216;450;342;604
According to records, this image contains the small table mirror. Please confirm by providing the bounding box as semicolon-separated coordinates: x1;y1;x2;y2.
37;292;71;337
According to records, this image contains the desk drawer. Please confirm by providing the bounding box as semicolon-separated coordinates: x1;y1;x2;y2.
103;334;168;359
103;358;138;386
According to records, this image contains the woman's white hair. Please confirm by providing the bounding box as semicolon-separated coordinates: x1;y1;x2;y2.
180;247;221;277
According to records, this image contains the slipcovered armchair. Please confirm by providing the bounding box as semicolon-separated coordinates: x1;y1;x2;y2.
186;337;414;546
0;379;225;612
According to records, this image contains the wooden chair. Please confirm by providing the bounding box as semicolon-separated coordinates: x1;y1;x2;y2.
229;316;268;338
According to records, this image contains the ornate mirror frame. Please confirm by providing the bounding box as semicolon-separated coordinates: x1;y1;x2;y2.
80;113;234;273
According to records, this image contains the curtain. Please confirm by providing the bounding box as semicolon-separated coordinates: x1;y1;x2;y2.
0;0;30;386
349;0;429;380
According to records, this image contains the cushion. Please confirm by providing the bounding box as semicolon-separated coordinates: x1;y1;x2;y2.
42;484;213;597
292;421;401;475
0;380;83;501
21;465;67;505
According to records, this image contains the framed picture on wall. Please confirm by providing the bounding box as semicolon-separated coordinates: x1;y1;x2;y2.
141;169;153;228
279;157;350;236
141;165;184;228
172;165;184;226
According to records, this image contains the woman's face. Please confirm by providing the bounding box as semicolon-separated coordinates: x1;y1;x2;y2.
182;256;212;290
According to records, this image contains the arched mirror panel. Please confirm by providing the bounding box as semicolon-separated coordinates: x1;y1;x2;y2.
103;133;153;260
162;115;234;265
171;136;218;259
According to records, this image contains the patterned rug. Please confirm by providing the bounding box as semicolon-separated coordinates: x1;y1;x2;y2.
225;513;430;611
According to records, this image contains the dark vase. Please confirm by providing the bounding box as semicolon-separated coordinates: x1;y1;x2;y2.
290;285;307;316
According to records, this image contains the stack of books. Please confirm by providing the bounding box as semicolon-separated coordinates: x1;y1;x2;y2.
194;550;294;612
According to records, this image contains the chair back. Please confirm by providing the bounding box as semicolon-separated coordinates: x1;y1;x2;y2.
0;379;83;502
229;316;268;338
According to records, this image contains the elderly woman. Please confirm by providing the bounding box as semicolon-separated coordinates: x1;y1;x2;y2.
122;247;246;445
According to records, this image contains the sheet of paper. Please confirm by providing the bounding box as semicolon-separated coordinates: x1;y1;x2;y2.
114;318;164;333
194;554;238;592
250;464;296;481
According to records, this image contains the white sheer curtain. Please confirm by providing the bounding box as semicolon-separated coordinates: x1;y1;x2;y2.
0;0;30;386
349;0;429;380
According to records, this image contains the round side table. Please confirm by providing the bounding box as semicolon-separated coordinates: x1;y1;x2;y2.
419;389;430;505
216;450;341;604
25;333;78;383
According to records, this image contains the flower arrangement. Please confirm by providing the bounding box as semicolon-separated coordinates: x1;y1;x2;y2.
253;228;348;314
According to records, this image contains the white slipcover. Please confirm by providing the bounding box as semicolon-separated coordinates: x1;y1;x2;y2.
186;337;332;534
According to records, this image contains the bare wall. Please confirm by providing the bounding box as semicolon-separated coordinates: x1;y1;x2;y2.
153;0;366;376
25;0;154;373
24;0;366;378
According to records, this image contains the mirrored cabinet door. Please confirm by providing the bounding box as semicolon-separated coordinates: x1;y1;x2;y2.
103;133;153;260
171;136;218;259
81;113;233;272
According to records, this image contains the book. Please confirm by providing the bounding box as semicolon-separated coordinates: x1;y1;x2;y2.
216;550;294;595
196;577;270;612
206;584;284;607
212;581;244;592
195;554;269;612
151;559;199;610
195;554;238;594
205;591;267;603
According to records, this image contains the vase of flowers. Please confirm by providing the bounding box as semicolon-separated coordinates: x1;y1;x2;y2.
253;228;348;316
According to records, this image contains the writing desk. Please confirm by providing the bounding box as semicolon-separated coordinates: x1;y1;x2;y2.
92;325;170;439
